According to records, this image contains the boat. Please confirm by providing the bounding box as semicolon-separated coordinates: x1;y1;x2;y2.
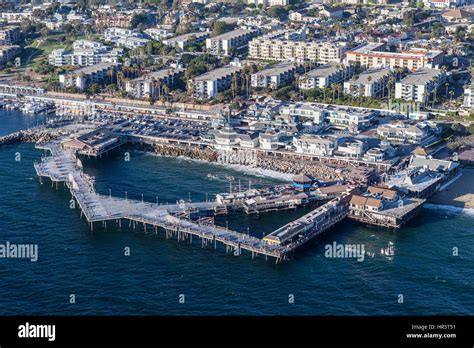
207;173;218;180
381;241;395;257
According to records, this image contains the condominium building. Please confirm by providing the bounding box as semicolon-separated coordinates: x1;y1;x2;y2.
49;40;123;67
464;84;474;108
0;26;20;45
189;65;242;99
163;32;209;50
206;29;261;56
343;67;393;97
102;27;149;49
395;68;446;104
59;63;117;90
247;0;289;7
93;11;143;29
0;45;20;64
251;62;302;89
376;123;428;144
299;63;353;89
325;106;374;131
293;135;337;156
0;11;33;24
280;102;374;131
249;35;348;63
345;42;444;71
125;68;183;99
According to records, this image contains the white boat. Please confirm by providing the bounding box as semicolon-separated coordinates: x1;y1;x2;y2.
381;241;395;256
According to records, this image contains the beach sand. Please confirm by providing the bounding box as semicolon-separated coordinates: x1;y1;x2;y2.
429;168;474;209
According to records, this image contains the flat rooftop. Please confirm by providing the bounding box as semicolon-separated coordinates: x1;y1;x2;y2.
307;63;344;78
399;68;442;85
210;29;254;41
254;62;297;76
350;67;391;84
194;66;241;81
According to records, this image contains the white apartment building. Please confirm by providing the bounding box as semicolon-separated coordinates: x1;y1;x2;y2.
59;63;116;90
376;123;428;144
249;35;348;63
335;139;366;159
144;28;173;40
293;135;337;156
251;62;301;89
299;63;353;89
206;29;261;56
464;84;474;108
279;102;374;130
343;67;393;97
0;11;33;24
247;0;289;7
49;40;122;67
279;102;327;124
163;32;209;50
325;107;374;131
395;68;446;104
345;42;444;71
189;65;242;99
125;68;183;99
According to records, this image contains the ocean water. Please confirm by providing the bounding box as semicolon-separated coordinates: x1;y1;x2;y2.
0;110;473;315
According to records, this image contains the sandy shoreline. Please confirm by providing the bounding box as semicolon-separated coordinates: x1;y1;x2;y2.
429;168;474;209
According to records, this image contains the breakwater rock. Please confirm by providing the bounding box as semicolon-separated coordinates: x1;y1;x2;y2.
126;142;219;162
0;129;57;146
256;156;345;181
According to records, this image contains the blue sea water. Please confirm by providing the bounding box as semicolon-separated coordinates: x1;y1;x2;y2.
0;109;473;315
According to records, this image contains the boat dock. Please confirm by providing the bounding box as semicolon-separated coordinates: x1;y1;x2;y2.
34;138;350;263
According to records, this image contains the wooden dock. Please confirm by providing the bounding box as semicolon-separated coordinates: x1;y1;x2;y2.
34;138;349;263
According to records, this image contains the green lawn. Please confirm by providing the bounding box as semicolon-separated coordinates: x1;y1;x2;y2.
24;33;101;71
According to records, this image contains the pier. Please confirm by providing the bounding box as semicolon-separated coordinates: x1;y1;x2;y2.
34;137;350;263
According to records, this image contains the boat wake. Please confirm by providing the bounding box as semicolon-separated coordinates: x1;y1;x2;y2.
424;203;474;216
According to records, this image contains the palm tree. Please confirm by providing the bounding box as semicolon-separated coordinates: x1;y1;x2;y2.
449;90;455;108
387;75;395;100
330;82;339;102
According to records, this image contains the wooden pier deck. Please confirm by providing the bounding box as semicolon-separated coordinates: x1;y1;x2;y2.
34;139;348;262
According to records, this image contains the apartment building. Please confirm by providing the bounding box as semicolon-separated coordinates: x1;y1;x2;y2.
163;32;209;50
247;0;289;7
293;135;337;156
59;63;117;90
299;63;353;89
376;123;428;144
249;35;348;63
251;62;302;89
345;42;444;71
325;106;374;131
206;29;261;56
189;65;242;99
93;10;145;29
49;40;122;67
0;45;20;64
279;102;374;130
0;11;33;24
0;26;20;45
125;68;183;99
343;67;393;97
464;84;474;108
395;68;446;104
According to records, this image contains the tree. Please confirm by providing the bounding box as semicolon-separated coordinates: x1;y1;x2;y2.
211;21;228;37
